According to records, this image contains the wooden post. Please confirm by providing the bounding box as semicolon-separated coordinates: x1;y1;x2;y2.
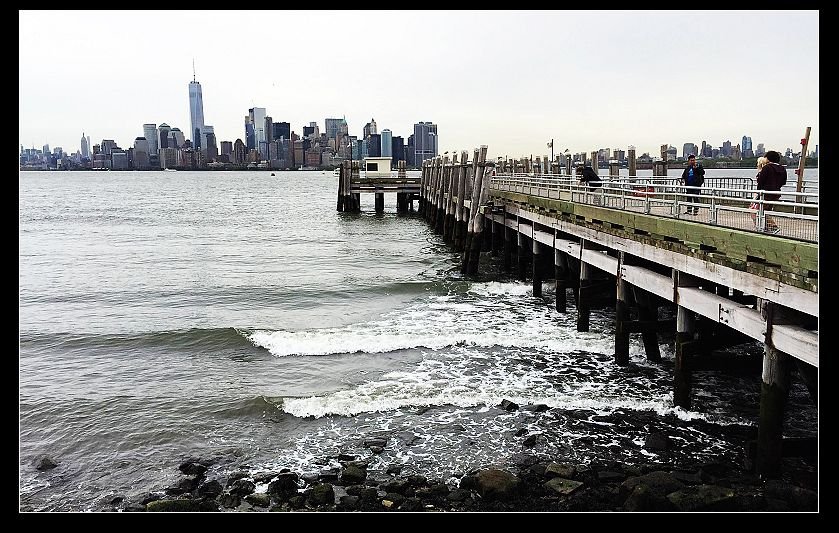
795;126;811;194
443;153;459;242
375;188;384;213
349;161;360;212
633;287;661;362
462;146;488;275
491;215;499;257
337;160;345;211
503;223;512;273
615;252;630;365
674;303;695;409
454;150;469;251
435;156;447;233
555;248;567;313
756;299;792;478
577;240;590;332
532;239;542;297
628;147;636;179
517;230;528;281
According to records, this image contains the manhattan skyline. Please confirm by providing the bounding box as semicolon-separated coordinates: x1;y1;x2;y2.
19;10;819;159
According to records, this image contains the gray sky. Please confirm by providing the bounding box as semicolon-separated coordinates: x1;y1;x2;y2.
19;10;819;159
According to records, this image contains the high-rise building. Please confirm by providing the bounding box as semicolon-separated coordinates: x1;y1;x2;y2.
233;139;246;164
202;125;217;161
722;140;732;157
363;118;377;138
367;133;381;157
188;72;206;149
682;143;697;159
756;143;765;157
220;141;233;159
273;122;290;141
169;128;185;149
391;136;404;165
247;107;267;157
380;129;392;158
158;123;171;150
133;137;150;169
265;116;273;144
413;122;437;165
80;132;89;159
143;124;158;154
325;118;343;140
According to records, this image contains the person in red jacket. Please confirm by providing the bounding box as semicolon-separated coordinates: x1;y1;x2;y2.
756;150;787;233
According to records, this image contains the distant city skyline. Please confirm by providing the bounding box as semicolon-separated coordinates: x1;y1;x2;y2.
19;10;818;160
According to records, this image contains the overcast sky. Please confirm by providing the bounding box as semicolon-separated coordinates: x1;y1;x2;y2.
19;10;819;159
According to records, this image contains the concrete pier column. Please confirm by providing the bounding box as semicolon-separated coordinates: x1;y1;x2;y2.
555;249;567;313
615;273;630;366
756;299;792;478
375;190;384;213
532;239;542;297
577;242;591;332
674;304;696;409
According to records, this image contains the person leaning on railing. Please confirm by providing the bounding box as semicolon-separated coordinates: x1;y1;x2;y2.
576;164;602;205
679;154;705;215
755;150;787;234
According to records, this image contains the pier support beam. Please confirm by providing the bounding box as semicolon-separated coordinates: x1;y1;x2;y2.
577;242;591;332
615;254;630;365
503;225;512;274
555;249;567;313
491;218;499;256
756;299;793;478
532;239;542;297
517;232;529;282
375;190;384;213
674;304;696;409
633;287;661;362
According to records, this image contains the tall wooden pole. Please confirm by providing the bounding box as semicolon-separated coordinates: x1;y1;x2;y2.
795;126;811;193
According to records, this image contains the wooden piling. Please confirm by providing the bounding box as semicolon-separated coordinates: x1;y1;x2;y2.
532;239;542;297
348;161;360;211
517;231;528;281
337;160;346;211
555;248;567;313
464;146;489;275
756;299;792;478
454;151;470;251
375;189;384;213
503;224;512;273
633;287;661;362
674;303;696;409
443;152;459;242
615;253;630;365
576;241;591;332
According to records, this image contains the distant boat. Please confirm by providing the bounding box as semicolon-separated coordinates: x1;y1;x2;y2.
270;173;275;176
163;168;177;172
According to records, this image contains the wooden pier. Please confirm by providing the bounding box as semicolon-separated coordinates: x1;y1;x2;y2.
336;160;421;213
338;147;819;478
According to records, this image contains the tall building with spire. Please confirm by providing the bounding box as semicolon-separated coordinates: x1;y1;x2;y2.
188;61;206;150
80;132;89;159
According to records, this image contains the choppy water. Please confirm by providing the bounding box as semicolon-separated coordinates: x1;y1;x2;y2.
19;170;817;511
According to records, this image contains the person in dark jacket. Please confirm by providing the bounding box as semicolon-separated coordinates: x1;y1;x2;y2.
755;150;787;233
679;154;705;215
576;164;602;204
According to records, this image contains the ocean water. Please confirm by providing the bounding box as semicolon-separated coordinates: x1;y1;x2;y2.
19;170;817;511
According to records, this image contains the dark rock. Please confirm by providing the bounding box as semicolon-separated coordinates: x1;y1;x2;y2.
109;496;124;505
672;470;703;485
763;480;817;511
521;403;549;412
416;483;449;498
198;498;220;512
337;454;356;462
527;463;547;477
544;477;583;496
363;438;387;448
35;457;58;471
338;495;360;510
407;475;427;487
620;471;684;499
227;479;256;497
597;471;626;483
384;492;405;507
341;464;367;485
522;435;539;447
288;494;307;509
386;465;403;475
225;471;249;486
267;472;299;500
196;480;223;498
146;499;201;512
252;471;280;484
500;399;519;411
123;503;146;512
514;428;528;437
178;461;207;477
460;469;520;501
644;433;671;451
511;453;540;469
268;504;286;512
139;493;162;505
318;467;340;483
165;477;200;496
245;493;270;508
218;493;241;509
399;497;423;511
545;463;576;479
307;483;335;507
623;485;675;512
301;473;319;484
382;479;412;495
666;485;738;511
447;488;471;502
369;446;384;454
398;432;419;446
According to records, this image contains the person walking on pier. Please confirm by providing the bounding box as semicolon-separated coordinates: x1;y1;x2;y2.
755;150;787;234
680;154;705;215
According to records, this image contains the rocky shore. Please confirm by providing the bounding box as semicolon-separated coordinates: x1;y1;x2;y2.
109;449;817;512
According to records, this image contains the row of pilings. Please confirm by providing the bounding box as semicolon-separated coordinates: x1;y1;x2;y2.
337;160;413;213
416;146;493;275
416;149;816;478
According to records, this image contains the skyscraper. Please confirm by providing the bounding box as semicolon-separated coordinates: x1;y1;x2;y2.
158;123;171;150
247;107;267;157
363;118;377;138
413;122;438;165
380;129;392;158
80;132;89;159
188;69;206;150
143;124;158;155
325;118;343;140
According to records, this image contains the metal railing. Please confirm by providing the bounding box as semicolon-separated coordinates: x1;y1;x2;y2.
491;174;819;243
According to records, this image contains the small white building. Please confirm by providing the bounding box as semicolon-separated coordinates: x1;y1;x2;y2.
363;157;392;177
